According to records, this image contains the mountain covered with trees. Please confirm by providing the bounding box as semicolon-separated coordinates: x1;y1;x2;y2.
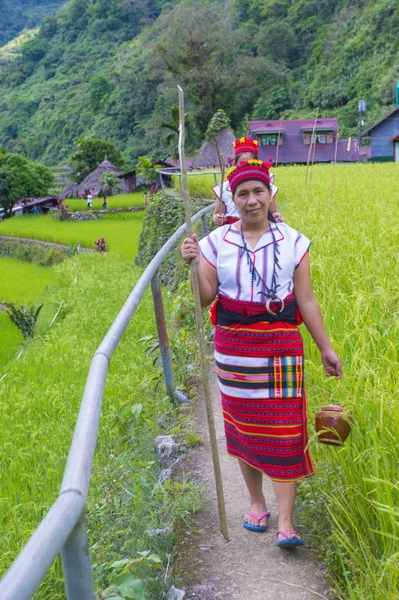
0;0;67;46
0;0;398;167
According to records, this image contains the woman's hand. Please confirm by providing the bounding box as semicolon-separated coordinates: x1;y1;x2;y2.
212;213;224;226
321;349;343;379
273;212;284;222
181;234;200;264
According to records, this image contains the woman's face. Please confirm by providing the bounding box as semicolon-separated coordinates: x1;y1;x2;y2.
233;180;271;223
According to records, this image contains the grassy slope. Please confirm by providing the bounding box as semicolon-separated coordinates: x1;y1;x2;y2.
0;255;56;301
0;255;57;368
0;314;23;367
0;208;191;597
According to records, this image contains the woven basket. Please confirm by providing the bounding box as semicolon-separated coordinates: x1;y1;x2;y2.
315;403;352;446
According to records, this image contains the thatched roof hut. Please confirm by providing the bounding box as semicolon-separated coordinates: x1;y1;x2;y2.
61;155;128;199
191;128;235;169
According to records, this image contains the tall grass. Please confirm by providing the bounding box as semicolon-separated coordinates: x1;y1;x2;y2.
273;162;399;600
0;256;56;302
0;253;196;598
0;212;144;259
0;313;22;367
0;256;57;369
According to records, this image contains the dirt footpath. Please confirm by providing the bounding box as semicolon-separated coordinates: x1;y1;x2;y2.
175;368;334;600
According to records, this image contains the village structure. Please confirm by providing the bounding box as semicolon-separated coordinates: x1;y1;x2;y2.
61;155;138;199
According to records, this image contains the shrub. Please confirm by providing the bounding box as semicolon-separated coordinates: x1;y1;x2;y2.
135;191;213;288
4;302;43;339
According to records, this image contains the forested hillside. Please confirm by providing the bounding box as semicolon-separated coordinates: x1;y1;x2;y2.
0;0;67;46
0;0;398;167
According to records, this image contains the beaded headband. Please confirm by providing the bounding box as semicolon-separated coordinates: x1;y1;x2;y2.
233;137;259;156
226;159;272;195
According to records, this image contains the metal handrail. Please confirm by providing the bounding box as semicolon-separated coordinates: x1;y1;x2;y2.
0;203;214;600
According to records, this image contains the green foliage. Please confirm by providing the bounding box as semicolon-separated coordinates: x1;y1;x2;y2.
205;109;231;140
160;105;191;159
251;85;291;120
135;191;211;288
70;138;125;183
0;240;67;266
99;171;121;195
135;156;160;183
0;152;54;216
0;0;65;46
5;301;43;339
3;0;398;162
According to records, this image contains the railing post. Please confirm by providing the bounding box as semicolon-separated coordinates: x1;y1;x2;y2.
61;511;95;600
151;271;187;403
201;214;209;237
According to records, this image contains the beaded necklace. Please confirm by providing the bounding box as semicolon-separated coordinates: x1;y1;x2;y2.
239;221;283;309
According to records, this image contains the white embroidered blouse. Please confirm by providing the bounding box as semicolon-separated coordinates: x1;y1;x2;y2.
199;222;310;303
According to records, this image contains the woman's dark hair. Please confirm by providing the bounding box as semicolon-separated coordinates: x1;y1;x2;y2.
232;179;271;196
234;151;257;165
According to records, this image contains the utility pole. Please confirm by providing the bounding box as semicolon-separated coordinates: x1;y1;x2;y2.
358;100;367;145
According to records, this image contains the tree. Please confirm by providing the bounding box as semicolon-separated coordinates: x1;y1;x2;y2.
135;156;160;183
160;105;191;159
70;138;124;183
0;152;54;217
99;171;121;195
205;109;231;140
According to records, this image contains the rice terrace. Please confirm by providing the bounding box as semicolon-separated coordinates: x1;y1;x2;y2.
1;0;399;599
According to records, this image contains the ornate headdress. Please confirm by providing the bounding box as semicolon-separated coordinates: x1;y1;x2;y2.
233;137;259;156
226;159;272;195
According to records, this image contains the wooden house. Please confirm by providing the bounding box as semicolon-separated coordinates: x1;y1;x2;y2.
363;106;399;162
248;118;359;164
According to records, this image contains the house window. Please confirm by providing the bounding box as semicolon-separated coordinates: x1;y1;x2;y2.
304;132;333;144
261;134;277;145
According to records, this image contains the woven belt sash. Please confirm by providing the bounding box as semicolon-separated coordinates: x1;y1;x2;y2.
215;293;301;326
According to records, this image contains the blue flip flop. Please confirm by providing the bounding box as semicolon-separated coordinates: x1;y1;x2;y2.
243;510;270;533
275;530;304;547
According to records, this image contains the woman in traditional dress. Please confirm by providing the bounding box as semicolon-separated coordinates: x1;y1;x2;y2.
212;138;282;227
181;160;342;547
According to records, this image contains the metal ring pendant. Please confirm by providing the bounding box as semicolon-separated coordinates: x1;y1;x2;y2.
265;296;284;315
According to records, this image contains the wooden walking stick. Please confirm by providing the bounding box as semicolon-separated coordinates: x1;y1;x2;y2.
177;85;229;541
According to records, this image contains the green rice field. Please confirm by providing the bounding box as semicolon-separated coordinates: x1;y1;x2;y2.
65;191;145;212
0;257;57;368
1;162;399;598
0;256;56;303
0;211;145;259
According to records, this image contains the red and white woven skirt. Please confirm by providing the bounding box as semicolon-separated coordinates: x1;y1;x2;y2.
214;298;315;482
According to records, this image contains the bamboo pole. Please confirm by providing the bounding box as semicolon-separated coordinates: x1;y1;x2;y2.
213;132;225;216
330;132;339;213
275;119;281;167
177;85;229;541
304;109;319;192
